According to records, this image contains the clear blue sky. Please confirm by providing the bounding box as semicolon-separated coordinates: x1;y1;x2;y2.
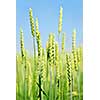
16;0;83;53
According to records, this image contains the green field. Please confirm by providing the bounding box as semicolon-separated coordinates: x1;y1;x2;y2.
16;7;83;100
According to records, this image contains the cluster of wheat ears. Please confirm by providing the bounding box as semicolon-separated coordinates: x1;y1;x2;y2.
16;6;83;100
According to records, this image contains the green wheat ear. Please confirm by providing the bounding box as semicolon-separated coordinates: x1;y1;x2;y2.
72;29;78;71
29;8;35;37
58;6;63;34
20;27;25;61
48;33;55;67
66;53;72;87
35;18;42;57
34;17;41;55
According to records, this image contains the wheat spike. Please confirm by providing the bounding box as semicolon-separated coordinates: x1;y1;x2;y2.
29;8;35;37
58;6;63;34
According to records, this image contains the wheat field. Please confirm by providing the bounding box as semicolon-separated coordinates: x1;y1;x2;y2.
16;6;83;100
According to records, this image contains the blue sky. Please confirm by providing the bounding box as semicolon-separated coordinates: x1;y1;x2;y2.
16;0;83;53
